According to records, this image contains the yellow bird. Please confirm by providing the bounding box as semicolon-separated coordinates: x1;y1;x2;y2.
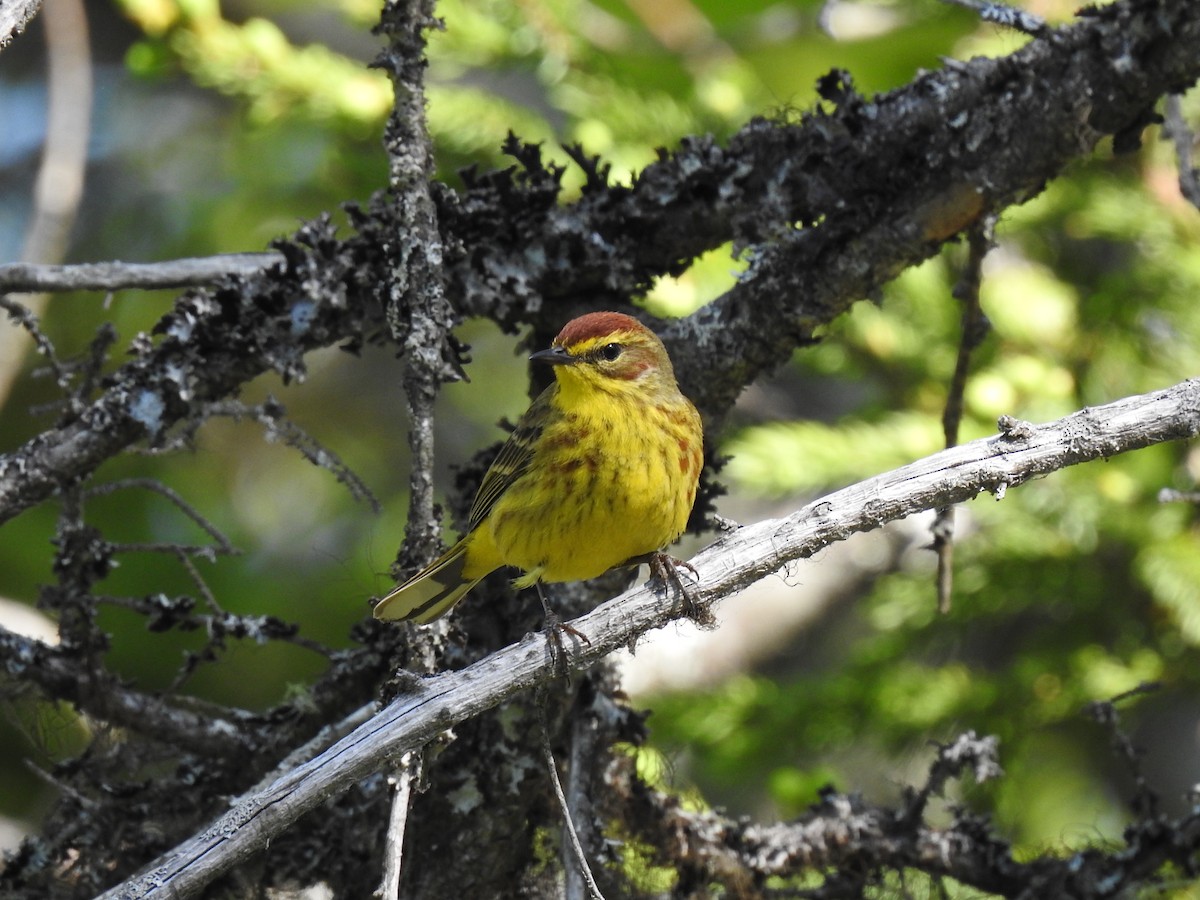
373;311;703;624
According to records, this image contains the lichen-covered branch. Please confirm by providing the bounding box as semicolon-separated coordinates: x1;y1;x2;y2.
0;215;389;526
613;726;1200;897
375;0;462;573
0;254;283;291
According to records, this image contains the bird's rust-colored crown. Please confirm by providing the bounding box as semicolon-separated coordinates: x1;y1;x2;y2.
554;311;648;348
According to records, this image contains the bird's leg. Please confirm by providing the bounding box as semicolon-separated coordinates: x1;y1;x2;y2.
638;551;712;627
536;583;590;678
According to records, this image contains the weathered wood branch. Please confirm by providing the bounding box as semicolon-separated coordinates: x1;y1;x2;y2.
98;377;1200;899
0;254;284;292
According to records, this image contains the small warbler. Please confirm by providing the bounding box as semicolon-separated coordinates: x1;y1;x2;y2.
373;311;703;624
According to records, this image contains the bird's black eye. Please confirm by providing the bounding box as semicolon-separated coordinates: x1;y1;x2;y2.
599;342;623;361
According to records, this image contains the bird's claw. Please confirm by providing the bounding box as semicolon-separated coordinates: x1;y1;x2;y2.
648;552;712;627
537;586;590;680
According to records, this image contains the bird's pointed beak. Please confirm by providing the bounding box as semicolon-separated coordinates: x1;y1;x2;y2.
529;346;577;366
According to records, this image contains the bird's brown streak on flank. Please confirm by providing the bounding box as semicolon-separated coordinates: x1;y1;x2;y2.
544;430;582;451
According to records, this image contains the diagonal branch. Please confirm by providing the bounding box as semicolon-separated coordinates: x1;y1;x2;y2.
665;0;1200;411
97;377;1200;900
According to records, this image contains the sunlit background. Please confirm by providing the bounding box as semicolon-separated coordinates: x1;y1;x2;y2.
3;0;1200;891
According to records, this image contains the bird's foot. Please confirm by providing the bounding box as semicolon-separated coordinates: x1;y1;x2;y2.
537;585;590;679
647;552;712;627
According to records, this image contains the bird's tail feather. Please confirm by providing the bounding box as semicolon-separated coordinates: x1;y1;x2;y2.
372;542;482;624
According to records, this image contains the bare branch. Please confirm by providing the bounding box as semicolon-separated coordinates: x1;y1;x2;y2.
1083;682;1164;818
564;694;607;900
98;377;1200;899
376;0;463;576
540;695;605;900
233;702;376;802
85;478;236;555
616;731;1008;895
209;400;380;512
0;253;285;292
379;754;418;900
615;721;1200;898
0;216;385;527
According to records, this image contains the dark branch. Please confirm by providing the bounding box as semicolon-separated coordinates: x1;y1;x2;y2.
0;625;263;755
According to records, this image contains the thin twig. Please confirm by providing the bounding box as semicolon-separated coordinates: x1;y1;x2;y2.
72;321;117;412
1163;94;1200;210
100;541;231;559
933;219;994;613
207;400;380;512
1158;487;1200;504
1083;682;1163;818
86;478;237;555
0;295;66;381
940;0;1046;36
565;688;604;900
540;698;605;900
380;753;419;900
177;550;224;617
